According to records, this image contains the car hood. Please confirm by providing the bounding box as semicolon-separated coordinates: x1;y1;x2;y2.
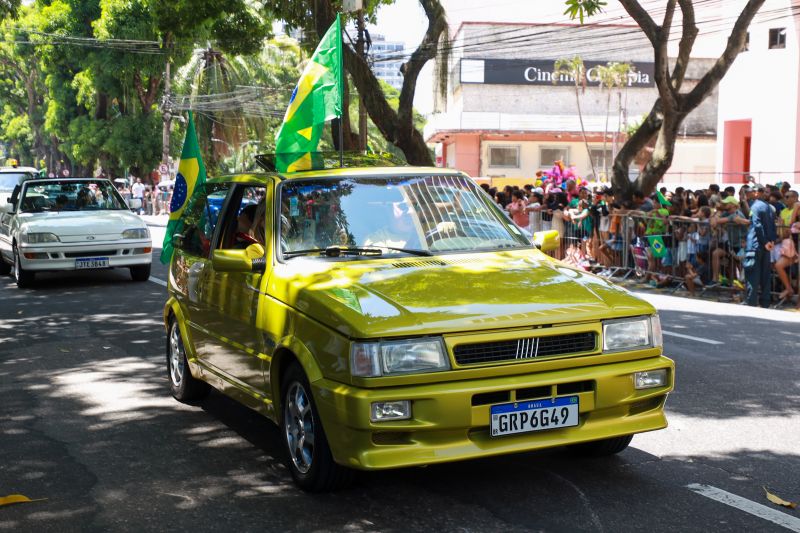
16;210;146;236
268;250;654;338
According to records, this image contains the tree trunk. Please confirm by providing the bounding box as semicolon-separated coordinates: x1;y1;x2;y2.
603;90;611;177
574;85;598;179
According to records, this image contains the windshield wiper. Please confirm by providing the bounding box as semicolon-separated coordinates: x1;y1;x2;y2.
284;245;432;259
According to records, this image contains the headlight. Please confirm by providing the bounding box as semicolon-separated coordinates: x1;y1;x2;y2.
603;315;662;352
122;228;150;239
22;232;60;244
350;337;450;377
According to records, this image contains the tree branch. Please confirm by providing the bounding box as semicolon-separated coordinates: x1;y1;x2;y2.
618;0;660;47
682;0;765;111
398;0;447;125
671;0;698;89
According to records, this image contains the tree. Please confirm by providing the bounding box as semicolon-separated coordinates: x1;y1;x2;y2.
263;0;445;165
571;0;766;199
553;56;598;180
594;62;635;177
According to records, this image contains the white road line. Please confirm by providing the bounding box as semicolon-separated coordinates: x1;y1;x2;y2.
662;330;724;345
148;276;167;287
687;484;800;532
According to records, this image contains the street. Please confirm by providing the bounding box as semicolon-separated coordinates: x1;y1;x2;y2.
1;221;799;533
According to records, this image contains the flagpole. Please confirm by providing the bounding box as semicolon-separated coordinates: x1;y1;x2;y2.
337;13;344;168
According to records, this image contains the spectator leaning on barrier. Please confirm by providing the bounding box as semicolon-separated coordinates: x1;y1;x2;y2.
774;189;799;300
744;184;778;307
710;196;749;285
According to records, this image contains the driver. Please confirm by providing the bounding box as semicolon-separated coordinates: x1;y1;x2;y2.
363;202;417;248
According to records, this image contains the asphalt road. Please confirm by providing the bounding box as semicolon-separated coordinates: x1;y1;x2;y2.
1;221;799;532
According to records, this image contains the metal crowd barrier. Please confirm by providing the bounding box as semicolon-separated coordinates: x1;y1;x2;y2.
527;209;800;307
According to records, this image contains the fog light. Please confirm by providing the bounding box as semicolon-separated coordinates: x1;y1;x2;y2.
634;369;668;390
23;252;48;259
370;400;411;422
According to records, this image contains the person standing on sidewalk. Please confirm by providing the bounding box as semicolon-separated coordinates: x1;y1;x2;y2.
744;184;777;307
131;177;145;215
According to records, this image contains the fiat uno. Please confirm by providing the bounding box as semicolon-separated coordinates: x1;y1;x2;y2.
163;163;674;492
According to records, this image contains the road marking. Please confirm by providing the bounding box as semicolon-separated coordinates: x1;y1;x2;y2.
662;330;723;345
687;484;800;532
149;276;167;287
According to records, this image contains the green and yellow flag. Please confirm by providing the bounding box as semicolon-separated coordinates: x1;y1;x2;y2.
274;14;343;173
647;235;667;259
160;111;207;264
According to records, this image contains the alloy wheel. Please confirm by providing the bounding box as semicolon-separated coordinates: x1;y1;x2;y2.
169;324;185;388
284;382;315;474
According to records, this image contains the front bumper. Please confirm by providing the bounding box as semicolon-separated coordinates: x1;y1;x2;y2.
18;240;152;271
313;355;674;470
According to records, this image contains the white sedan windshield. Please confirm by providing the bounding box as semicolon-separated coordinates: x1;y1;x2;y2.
279;174;530;255
20;180;128;212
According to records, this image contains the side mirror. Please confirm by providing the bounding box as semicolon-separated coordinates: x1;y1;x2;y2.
128;198;142;210
533;230;560;252
212;243;266;273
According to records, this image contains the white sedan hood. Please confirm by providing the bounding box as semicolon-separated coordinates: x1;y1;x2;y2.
18;210;147;241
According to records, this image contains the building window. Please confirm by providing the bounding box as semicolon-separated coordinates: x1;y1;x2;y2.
590;148;613;171
769;28;786;49
488;146;520;168
539;147;569;168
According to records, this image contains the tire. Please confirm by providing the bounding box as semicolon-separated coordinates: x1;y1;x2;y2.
167;318;210;402
13;244;34;288
569;434;633;457
281;362;354;492
130;263;151;282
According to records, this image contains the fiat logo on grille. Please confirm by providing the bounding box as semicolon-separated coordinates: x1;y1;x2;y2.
86;236;95;240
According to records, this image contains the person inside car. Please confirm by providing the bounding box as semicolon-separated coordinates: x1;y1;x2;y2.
233;204;260;249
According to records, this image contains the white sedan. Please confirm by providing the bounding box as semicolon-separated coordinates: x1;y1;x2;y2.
0;178;152;288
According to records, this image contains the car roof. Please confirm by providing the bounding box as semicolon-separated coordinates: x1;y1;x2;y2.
22;177;112;185
207;166;464;185
0;166;39;174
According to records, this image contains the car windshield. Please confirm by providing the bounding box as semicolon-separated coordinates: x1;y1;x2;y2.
20;179;128;212
0;172;34;192
279;174;530;257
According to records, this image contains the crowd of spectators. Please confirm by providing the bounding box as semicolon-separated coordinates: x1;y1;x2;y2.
480;178;800;309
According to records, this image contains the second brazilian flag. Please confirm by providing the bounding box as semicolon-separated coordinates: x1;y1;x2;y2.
274;14;343;172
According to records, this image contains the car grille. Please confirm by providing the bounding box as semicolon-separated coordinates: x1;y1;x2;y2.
453;332;597;365
64;250;118;258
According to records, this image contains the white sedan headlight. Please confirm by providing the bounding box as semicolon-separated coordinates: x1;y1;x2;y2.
351;337;450;377
122;228;150;240
22;232;60;244
603;315;662;352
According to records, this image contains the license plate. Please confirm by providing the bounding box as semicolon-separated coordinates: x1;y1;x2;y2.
75;257;109;269
490;396;579;437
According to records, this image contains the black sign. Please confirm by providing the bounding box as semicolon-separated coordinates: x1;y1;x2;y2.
462;58;655;88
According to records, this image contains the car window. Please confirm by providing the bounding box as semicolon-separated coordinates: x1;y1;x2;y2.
279;174;530;255
179;183;232;258
19;180;127;212
217;185;267;250
0;172;33;192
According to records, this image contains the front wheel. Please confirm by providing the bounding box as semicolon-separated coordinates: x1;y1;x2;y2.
568;434;633;457
167;319;209;402
130;263;151;282
281;362;353;492
13;245;34;288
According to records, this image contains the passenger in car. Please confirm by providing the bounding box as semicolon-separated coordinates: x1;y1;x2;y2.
250;200;267;245
233;204;260;249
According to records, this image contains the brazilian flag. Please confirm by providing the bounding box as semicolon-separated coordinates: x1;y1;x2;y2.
160;111;207;264
647;235;667;259
274;14;343;172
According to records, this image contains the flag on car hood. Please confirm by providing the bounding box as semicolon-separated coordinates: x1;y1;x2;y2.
160;111;207;264
274;14;342;173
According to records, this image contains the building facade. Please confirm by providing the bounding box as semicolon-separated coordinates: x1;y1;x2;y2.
715;0;800;185
369;33;405;90
425;22;718;184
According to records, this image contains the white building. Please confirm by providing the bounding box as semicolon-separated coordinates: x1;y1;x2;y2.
425;22;718;184
715;0;800;186
369;33;405;90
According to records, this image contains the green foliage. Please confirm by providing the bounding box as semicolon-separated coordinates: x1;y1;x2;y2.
563;0;607;23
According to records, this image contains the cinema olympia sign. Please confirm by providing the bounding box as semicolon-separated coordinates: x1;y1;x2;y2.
460;58;654;88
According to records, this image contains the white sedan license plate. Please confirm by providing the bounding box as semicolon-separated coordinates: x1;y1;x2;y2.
75;257;109;269
490;396;579;438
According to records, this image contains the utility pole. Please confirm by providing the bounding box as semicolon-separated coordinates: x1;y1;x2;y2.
356;7;368;151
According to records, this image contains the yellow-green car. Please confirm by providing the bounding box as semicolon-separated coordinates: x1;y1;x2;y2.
163;166;673;492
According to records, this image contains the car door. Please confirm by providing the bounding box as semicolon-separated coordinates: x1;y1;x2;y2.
169;182;232;367
197;183;270;394
0;185;20;262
